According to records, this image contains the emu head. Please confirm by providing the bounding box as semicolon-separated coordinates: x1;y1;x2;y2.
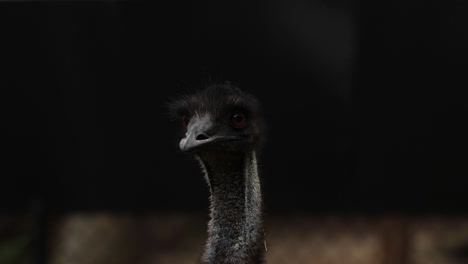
169;83;265;153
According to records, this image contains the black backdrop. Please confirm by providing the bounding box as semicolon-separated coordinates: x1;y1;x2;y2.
1;1;467;213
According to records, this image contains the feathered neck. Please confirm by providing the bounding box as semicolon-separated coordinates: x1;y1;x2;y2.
195;150;264;264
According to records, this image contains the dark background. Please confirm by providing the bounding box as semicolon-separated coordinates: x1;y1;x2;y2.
1;0;467;214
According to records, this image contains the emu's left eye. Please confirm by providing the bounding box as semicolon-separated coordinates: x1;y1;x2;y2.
181;115;190;128
230;113;246;128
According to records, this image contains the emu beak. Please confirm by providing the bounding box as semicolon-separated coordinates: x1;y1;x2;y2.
179;115;216;152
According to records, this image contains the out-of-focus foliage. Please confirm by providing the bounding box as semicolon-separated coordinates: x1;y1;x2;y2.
0;215;34;264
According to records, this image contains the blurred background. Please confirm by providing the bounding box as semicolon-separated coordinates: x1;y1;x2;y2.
1;0;468;263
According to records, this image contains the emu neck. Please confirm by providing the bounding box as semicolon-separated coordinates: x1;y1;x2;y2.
196;151;264;264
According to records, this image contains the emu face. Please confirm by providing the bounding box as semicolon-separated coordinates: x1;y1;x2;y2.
169;84;264;153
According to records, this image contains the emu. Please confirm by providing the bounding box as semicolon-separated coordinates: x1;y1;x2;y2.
169;83;266;264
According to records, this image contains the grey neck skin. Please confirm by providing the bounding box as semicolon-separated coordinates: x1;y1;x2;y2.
195;150;264;264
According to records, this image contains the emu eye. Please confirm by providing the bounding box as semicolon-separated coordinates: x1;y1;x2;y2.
230;113;246;128
181;115;190;128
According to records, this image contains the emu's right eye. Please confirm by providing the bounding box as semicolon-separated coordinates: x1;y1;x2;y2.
230;112;246;128
181;115;190;128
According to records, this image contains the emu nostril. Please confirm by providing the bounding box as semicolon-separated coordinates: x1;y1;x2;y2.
196;134;209;141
